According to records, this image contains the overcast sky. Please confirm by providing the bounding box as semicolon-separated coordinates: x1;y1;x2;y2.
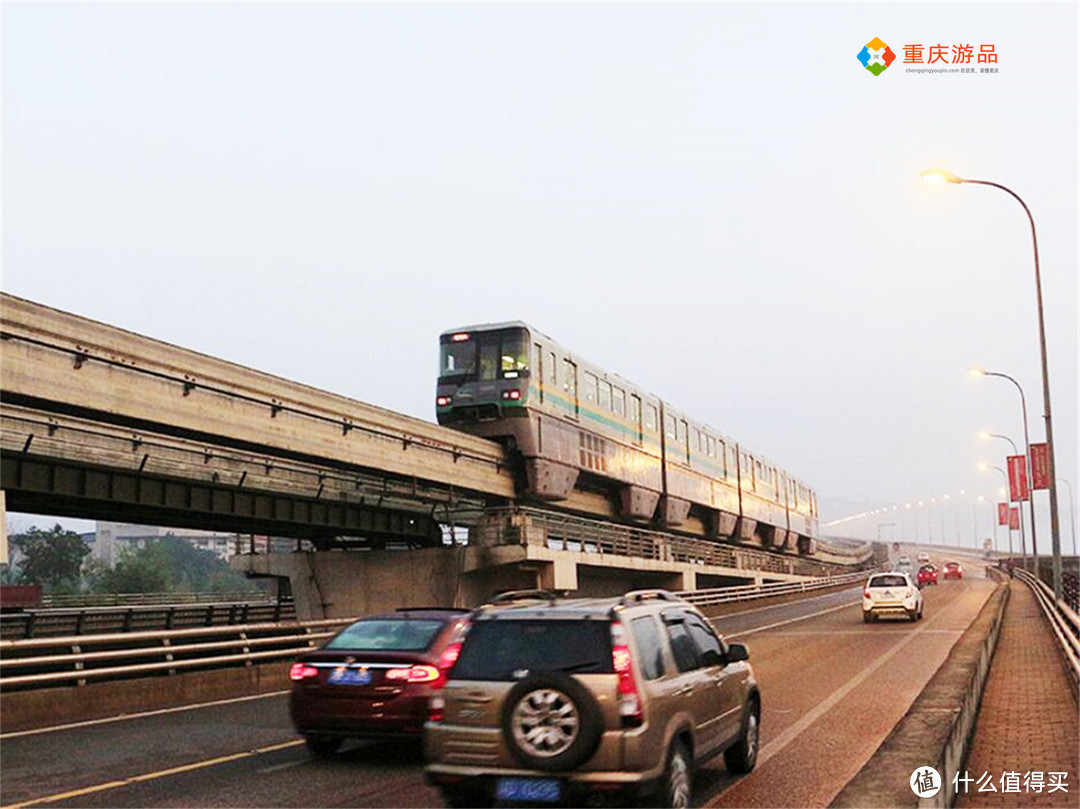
3;2;1077;548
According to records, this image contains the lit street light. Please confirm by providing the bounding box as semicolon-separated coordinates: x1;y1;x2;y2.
926;169;1062;602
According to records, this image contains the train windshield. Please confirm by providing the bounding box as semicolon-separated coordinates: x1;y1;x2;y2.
440;328;529;382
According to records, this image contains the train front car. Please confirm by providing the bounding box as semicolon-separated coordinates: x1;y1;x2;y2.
435;323;533;446
436;324;665;517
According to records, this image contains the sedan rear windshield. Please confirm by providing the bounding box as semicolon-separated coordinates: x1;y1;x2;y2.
452;620;614;681
869;575;908;588
325;619;444;651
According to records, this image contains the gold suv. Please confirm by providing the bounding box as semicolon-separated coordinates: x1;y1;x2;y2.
424;589;760;808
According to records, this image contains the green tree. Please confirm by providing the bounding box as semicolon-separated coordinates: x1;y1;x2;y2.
87;536;259;595
9;524;90;592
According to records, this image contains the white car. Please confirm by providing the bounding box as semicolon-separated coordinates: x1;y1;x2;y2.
863;572;924;623
917;552;931;564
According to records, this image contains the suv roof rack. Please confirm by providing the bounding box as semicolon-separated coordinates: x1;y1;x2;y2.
394;606;469;613
619;589;684;606
490;589;559;605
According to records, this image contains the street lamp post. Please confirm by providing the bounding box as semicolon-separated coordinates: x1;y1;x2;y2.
979;428;1031;565
925;169;1062;601
982;463;1025;565
1058;478;1077;557
972;371;1038;574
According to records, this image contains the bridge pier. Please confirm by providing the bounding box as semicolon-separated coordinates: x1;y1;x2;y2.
1;490;7;566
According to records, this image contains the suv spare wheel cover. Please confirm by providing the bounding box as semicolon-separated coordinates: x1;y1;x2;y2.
500;671;603;772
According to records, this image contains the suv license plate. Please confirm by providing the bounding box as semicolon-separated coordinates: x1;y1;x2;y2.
496;778;561;803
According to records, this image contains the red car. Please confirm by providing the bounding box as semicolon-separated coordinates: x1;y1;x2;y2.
942;562;964;580
289;607;469;756
917;565;938;586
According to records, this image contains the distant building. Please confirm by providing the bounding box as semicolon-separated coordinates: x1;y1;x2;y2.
91;522;241;567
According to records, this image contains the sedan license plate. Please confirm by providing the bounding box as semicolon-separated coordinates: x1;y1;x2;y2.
496;778;561;803
328;668;372;686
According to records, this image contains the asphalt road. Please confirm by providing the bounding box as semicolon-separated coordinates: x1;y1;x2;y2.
0;562;996;809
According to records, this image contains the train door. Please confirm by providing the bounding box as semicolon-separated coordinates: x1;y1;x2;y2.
534;344;544;403
562;359;578;418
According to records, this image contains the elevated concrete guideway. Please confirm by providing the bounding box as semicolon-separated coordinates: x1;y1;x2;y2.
1;293;877;610
0;292;514;501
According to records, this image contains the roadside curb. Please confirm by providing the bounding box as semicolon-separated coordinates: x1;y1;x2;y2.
830;577;1010;809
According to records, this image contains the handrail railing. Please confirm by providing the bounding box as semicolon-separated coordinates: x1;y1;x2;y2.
1010;565;1080;688
677;569;872;607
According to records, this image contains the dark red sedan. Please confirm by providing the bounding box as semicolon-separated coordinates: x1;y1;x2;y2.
289;607;469;756
917;564;938;586
942;562;964;580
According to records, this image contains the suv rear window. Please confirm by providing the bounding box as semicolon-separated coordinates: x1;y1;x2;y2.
869;575;907;588
325;619;443;651
452;620;614;681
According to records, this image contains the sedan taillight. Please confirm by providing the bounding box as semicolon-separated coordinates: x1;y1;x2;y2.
289;663;318;681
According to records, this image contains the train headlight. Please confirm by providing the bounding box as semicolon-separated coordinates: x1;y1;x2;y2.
436;396;453;407
501;390;521;401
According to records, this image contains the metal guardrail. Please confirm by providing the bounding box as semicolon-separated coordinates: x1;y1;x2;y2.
1011;566;1080;688
0;617;357;690
39;591;272;608
0;569;883;692
677;569;872;607
0;599;298;640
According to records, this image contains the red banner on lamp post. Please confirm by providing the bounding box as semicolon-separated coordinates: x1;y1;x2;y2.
1007;455;1029;502
1008;507;1020;531
1030;443;1051;490
998;503;1010;526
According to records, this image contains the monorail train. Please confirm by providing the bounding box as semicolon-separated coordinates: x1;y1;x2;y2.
435;322;818;554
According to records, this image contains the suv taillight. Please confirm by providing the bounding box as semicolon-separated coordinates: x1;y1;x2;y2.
863;586;871;598
428;694;445;723
611;621;643;728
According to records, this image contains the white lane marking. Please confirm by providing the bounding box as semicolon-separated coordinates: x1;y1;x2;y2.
0;690;291;739
707;586;863;620
256;759;306;775
753;585;985;770
765;629;965;636
718;600;859;638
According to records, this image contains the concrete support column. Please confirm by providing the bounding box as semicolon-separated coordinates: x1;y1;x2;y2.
0;490;7;566
539;557;578;592
680;569;696;592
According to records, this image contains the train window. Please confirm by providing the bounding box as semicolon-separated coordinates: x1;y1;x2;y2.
583;372;598;406
665;414;676;439
599;381;612;412
696;430;705;454
563;360;578;416
501;345;528;373
479;343;499;381
645;404;658;433
612;387;625;418
681;420;690;463
548;351;557;393
630;395;642;443
707;436;715;458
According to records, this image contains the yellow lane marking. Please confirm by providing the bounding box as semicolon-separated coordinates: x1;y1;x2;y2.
0;739;305;809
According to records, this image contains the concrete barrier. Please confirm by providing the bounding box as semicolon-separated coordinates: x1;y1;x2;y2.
0;660;291;733
830;577;1010;809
